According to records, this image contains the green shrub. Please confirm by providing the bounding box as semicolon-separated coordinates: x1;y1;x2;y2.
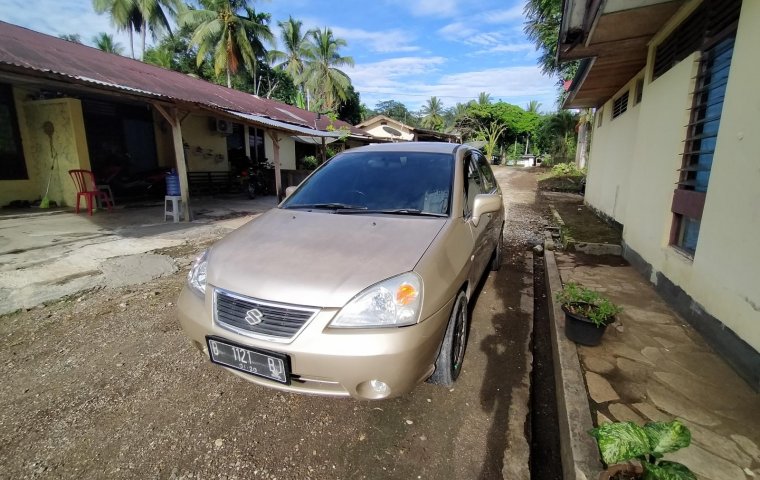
556;282;622;327
551;162;585;177
302;155;318;170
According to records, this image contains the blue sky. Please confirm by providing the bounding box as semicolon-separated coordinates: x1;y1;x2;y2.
1;0;560;112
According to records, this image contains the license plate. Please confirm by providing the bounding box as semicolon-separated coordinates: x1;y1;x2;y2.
206;337;290;384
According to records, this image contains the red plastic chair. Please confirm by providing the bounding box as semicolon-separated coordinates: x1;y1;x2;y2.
68;169;113;216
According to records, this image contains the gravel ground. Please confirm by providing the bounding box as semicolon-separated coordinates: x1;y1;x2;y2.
0;167;551;479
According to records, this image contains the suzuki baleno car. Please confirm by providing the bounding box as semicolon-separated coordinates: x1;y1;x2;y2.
177;142;504;399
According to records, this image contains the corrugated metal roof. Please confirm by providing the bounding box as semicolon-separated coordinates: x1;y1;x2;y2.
226;111;342;138
0;21;367;137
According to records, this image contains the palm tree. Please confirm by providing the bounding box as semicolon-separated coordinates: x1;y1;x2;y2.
242;6;275;95
180;0;261;88
420;96;445;131
526;100;542;113
93;32;124;54
478;92;492;106
271;17;313;105
135;0;181;59
302;27;354;112
93;0;142;58
547;110;577;162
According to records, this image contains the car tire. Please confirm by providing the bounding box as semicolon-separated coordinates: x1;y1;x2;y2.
490;229;503;271
429;290;469;387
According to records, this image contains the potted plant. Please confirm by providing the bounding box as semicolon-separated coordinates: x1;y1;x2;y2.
589;420;695;480
556;282;622;346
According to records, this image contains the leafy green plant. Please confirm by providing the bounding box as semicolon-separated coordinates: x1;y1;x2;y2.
551;162;585;177
301;155;318;170
556;282;622;327
589;420;695;480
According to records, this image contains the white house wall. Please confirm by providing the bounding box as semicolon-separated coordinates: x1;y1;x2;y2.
584;0;760;353
586;72;642;224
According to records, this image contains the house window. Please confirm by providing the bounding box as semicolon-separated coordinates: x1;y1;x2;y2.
634;78;644;105
596;107;603;128
612;91;629;119
0;83;27;180
670;34;735;256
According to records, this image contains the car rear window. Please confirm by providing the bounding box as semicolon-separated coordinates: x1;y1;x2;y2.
282;151;454;215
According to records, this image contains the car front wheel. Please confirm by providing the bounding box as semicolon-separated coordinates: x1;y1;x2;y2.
429;290;469;387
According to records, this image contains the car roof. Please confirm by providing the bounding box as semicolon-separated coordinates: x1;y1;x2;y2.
346;142;466;155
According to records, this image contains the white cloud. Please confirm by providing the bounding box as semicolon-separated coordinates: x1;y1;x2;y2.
330;26;419;53
474;42;534;54
349;58;556;110
386;0;460;18
2;0;150;54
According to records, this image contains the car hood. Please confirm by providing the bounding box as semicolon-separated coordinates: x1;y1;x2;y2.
207;208;447;308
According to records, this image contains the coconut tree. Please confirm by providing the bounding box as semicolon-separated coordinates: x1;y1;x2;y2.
242;6;275;95
180;0;261;88
526;100;542;113
302;27;354;112
93;32;124;54
478;92;492;106
135;0;181;59
420;96;445;131
93;0;142;58
270;17;313;104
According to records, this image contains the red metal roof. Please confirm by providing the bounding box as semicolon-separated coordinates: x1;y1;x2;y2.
0;21;364;136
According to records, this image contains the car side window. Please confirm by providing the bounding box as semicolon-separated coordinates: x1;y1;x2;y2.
475;153;497;193
463;153;483;216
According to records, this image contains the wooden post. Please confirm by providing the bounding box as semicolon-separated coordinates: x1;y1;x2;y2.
154;103;190;221
321;137;327;164
267;130;282;201
243;124;251;159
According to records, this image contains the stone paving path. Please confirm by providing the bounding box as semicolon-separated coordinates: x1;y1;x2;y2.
556;252;760;480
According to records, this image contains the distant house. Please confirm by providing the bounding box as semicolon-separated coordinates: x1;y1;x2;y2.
558;0;759;388
0;21;372;216
356;115;460;143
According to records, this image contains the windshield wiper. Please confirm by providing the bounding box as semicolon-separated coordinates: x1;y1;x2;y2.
335;208;447;217
284;203;368;211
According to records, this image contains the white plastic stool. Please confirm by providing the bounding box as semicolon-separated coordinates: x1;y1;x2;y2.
164;195;183;223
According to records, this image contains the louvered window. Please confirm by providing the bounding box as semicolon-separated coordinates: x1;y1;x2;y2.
653;0;742;80
670;35;735;255
612;91;628;119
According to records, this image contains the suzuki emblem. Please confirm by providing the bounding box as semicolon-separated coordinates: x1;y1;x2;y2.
244;308;264;326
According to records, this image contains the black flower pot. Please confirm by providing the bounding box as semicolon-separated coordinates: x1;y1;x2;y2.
562;302;611;346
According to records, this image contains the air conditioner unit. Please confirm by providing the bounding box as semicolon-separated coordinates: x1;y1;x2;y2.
215;118;233;135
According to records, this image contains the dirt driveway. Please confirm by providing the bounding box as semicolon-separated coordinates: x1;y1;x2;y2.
0;168;548;479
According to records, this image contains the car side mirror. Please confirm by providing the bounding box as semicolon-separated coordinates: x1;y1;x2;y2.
284;186;297;198
471;194;502;227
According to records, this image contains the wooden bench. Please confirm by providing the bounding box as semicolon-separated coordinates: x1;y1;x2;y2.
188;171;239;195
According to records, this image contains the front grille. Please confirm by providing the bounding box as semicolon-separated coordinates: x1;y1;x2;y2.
214;289;318;341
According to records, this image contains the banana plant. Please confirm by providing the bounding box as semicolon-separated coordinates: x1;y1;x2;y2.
589;420;695;480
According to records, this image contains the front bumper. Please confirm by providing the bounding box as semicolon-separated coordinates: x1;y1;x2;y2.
177;286;453;399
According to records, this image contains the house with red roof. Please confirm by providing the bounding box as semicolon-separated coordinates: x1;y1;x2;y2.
0;21;372;218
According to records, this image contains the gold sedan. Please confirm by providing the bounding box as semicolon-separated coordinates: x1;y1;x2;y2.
178;142;504;399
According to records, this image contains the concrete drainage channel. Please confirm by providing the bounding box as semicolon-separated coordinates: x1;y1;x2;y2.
529;252;564;479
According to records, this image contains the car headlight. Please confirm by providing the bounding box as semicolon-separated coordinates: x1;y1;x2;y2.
330;272;423;328
187;250;208;296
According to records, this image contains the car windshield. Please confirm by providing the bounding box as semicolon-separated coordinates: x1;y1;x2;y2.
282;151;453;216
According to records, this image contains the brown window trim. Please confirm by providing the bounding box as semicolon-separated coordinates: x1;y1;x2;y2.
671;189;705;220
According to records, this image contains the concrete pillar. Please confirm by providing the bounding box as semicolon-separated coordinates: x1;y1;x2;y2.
243;124;251;159
267;130;282;201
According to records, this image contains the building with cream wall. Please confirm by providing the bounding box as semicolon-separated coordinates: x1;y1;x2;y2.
559;0;759;388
